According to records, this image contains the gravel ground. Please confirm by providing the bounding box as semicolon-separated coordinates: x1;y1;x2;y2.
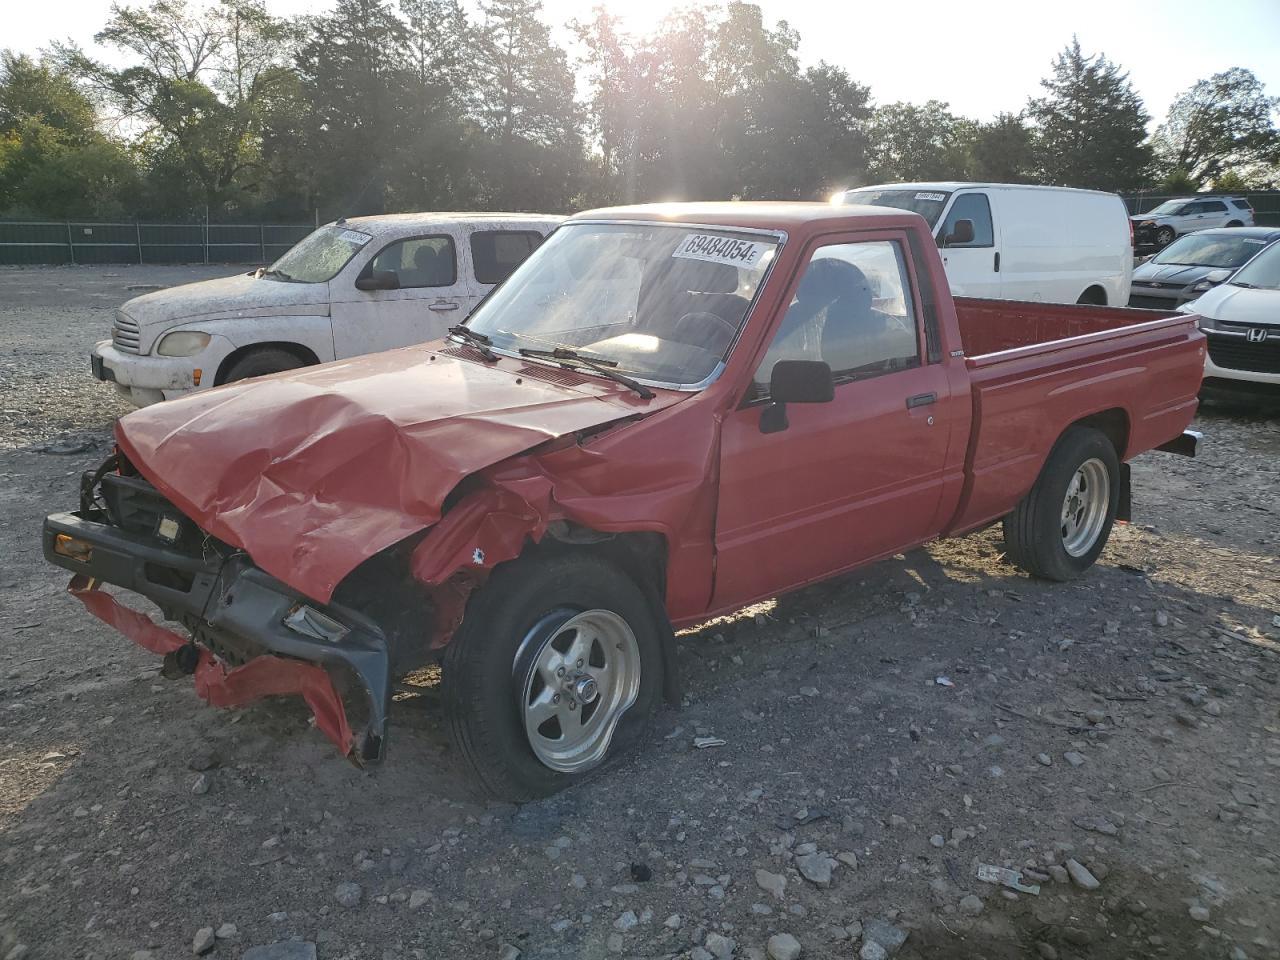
1;265;1278;960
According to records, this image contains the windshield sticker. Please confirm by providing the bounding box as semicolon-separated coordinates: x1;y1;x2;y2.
672;234;768;268
915;192;947;202
340;230;372;245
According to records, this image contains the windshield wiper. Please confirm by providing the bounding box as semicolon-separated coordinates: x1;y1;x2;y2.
447;324;498;361
1229;281;1256;288
261;268;297;282
518;346;654;399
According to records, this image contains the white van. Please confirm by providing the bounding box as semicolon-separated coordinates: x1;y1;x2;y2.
836;182;1132;305
93;212;561;406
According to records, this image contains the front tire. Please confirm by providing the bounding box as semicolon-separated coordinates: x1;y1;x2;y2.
223;347;305;383
1002;427;1120;581
442;551;663;801
1156;226;1176;247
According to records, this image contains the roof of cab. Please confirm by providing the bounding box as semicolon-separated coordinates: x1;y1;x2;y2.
335;211;562;233
846;181;1119;198
570;201;920;233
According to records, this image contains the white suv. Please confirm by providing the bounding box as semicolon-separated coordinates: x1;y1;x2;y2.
93;212;561;406
1132;197;1255;248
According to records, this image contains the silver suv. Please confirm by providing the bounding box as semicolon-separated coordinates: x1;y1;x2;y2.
1132;197;1255;248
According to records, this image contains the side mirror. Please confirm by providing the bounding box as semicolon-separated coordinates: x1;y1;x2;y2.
760;360;834;434
942;219;975;247
356;270;400;291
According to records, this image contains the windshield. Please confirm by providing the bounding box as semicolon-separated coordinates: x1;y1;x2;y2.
1230;240;1280;290
840;188;951;228
1153;234;1272;268
463;223;780;386
1144;200;1189;217
265;224;373;283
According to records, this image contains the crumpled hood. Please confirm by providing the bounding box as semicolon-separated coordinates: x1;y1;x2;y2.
1189;284;1280;326
1132;262;1215;286
1131;213;1173;224
120;273;330;327
114;345;683;601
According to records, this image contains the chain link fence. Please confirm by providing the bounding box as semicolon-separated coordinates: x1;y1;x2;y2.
0;220;314;266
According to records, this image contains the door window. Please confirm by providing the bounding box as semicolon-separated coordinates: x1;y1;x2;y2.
1202;200;1228;213
471;230;545;284
940;193;994;247
754;240;920;394
368;236;457;288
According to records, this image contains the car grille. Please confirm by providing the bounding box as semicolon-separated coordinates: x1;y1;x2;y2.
1128;294;1177;309
1207;335;1280;374
112;311;141;354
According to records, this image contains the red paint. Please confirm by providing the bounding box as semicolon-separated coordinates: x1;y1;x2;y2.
107;202;1203;645
69;575;354;755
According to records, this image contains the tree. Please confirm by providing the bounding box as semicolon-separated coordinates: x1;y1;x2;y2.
968;113;1037;183
0;52;139;217
1027;38;1150;192
865;100;970;182
59;0;295;216
469;0;582;208
295;0;411;216
1151;68;1279;188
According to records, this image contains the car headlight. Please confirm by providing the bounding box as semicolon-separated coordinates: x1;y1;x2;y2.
1190;280;1212;293
156;331;212;357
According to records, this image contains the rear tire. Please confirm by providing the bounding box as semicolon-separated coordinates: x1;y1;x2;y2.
442;551;663;801
223;348;305;383
1002;427;1120;581
1226;220;1243;228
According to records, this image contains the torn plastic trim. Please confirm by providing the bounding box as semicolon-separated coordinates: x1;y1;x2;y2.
68;574;360;759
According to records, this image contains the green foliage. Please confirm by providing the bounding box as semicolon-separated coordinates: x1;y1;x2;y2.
1027;37;1151;192
1152;68;1279;188
0;52;138;217
2;5;1275;222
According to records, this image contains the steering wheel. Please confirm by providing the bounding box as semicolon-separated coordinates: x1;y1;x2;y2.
669;311;738;352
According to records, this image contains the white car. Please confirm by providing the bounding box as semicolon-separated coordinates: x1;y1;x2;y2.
93;212;561;406
1132;197;1255;249
837;182;1132;305
1179;237;1280;404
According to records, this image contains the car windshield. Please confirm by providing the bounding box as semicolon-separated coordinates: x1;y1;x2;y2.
841;188;951;227
463;222;780;386
1229;240;1280;290
264;224;373;283
1153;234;1272;268
1145;200;1189;217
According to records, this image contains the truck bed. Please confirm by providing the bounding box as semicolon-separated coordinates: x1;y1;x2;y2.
954;297;1186;361
944;297;1204;536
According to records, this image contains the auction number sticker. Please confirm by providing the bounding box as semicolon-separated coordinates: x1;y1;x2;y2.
673;233;768;268
340;230;373;245
915;192;948;202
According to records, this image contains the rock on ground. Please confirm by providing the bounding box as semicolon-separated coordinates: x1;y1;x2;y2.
767;933;802;960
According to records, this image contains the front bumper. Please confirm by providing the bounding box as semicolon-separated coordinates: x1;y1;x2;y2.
91;337;236;406
43;505;391;762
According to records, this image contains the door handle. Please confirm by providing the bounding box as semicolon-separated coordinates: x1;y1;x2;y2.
428;301;459;312
906;392;937;409
993;251;1000;272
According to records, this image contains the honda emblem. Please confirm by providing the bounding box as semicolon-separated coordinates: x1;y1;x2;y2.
1247;327;1268;343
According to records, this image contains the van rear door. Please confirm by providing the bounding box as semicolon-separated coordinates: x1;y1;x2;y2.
936;192;1000;298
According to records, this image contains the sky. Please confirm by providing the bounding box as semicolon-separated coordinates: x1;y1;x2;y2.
6;0;1280;127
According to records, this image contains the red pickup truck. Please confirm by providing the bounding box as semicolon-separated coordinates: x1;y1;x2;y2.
44;203;1204;800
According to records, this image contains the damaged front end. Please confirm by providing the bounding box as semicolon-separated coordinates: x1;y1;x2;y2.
43;454;394;762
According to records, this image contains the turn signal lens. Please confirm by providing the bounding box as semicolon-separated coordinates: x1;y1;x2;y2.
54;533;93;563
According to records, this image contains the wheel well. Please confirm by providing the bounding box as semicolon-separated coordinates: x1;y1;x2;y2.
1076;285;1107;306
214;342;320;385
1070;408;1129;460
544;523;669;600
1226;220;1243;227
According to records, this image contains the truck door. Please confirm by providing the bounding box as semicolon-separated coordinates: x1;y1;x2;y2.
712;232;957;610
936;192;1000;298
329;229;470;357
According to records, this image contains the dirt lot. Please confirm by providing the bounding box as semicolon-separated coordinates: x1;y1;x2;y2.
1;265;1277;960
